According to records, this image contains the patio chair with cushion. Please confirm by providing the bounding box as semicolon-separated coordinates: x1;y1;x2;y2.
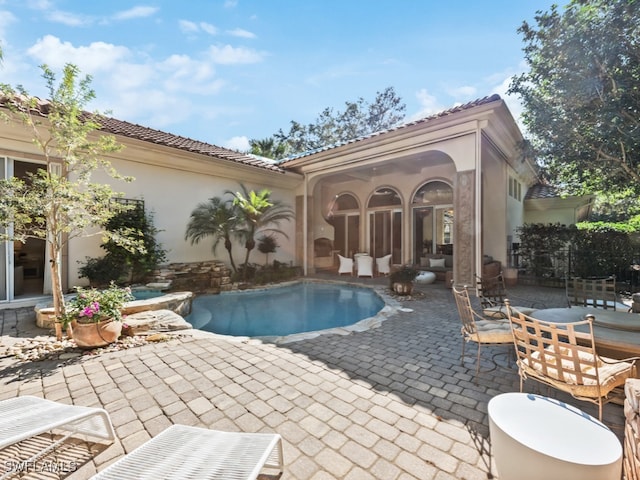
90;424;283;480
566;276;628;311
0;396;115;464
375;254;392;276
476;272;543;319
452;285;514;383
505;299;637;421
356;254;374;278
337;254;353;276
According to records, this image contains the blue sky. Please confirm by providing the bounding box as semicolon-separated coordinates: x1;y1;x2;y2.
0;1;558;151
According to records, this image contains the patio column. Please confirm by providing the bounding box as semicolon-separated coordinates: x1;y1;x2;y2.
454;169;476;285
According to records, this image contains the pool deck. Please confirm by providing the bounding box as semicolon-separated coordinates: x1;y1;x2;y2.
0;274;627;479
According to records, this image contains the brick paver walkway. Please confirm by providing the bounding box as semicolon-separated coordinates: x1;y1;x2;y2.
0;277;626;479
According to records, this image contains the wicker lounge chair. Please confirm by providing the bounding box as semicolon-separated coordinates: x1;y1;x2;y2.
0;396;115;462
91;424;283;480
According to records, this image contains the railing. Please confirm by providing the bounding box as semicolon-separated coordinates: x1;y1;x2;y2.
508;246;640;292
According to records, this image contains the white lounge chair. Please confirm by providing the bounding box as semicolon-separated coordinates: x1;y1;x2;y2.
356;255;374;278
337;254;353;275
91;424;283;480
0;396;115;462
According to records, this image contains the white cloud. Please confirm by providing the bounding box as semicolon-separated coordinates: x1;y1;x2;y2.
159;54;225;95
199;22;217;35
108;63;155;90
224;0;238;8
409;88;445;121
105;89;192;129
208;44;264;64
47;10;91;27
26;35;130;74
26;0;53;11
224;135;250;152
179;20;218;36
228;28;256;39
446;85;477;100
112;6;159;21
179;19;199;34
0;10;17;38
490;73;526;131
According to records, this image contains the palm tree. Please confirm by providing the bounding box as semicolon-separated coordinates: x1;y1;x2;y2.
228;184;294;281
249;137;287;160
184;197;240;273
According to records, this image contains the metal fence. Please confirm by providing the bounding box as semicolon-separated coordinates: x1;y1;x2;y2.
508;246;640;293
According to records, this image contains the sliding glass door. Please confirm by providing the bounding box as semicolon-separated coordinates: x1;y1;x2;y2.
412;181;454;263
332;214;360;257
369;210;402;264
0;157;12;301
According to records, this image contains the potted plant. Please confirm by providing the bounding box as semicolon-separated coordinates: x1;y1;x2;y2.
389;265;419;295
61;282;134;348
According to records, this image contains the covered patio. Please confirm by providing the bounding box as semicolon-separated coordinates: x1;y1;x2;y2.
0;278;625;479
282;95;539;287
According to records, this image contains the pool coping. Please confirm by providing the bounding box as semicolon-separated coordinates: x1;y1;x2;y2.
187;278;409;345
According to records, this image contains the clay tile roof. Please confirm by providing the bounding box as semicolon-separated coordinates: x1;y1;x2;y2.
524;183;560;200
278;94;502;164
0;96;284;174
93;115;285;173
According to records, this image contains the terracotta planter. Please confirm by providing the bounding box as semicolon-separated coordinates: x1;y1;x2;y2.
392;282;413;295
70;319;122;349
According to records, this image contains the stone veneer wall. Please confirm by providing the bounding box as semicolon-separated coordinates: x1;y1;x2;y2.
148;261;232;294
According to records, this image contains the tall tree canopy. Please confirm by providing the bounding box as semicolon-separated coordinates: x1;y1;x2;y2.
253;86;406;159
509;0;640;196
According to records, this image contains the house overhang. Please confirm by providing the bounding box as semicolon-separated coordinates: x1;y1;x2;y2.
281;98;528;188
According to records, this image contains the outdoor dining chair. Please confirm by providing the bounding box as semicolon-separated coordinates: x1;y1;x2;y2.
505;299;637;421
452;285;514;383
475;272;543;319
565;276;628;311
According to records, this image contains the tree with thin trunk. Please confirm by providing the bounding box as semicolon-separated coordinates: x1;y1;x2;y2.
0;64;139;339
184;196;240;273
227;184;294;281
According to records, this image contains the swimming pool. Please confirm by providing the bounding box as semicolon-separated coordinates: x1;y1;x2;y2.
130;288;164;300
186;282;385;338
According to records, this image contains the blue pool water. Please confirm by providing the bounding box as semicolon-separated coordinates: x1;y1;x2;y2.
186;282;384;337
131;289;164;300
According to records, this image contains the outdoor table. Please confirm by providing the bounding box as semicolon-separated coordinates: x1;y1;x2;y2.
530;306;640;359
488;392;622;480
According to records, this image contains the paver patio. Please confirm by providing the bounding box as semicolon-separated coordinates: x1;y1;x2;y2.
0;276;626;479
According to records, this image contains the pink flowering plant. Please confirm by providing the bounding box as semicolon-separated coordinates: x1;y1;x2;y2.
61;282;134;327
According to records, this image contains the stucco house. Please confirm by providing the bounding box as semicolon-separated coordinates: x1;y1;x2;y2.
0;94;588;306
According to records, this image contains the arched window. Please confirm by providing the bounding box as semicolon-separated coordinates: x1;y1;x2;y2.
367;188;402;208
413;181;453;205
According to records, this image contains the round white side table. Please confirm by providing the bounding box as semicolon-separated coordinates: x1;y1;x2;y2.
488;393;622;480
